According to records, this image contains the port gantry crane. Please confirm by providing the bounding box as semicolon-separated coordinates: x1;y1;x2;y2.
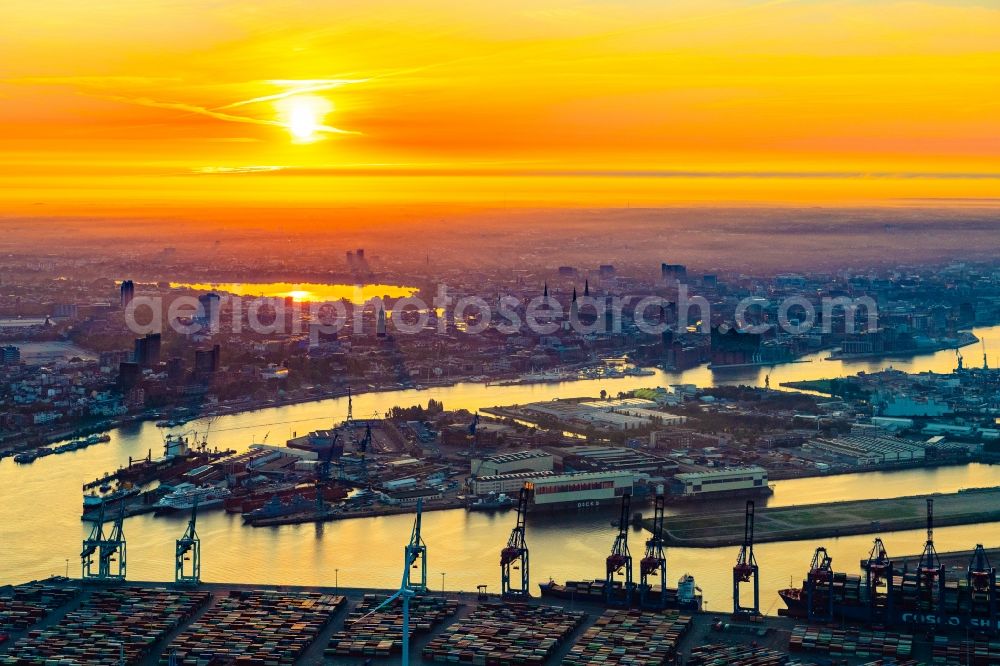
175;501;200;585
917;498;945;615
501;483;532;599
406;496;428;593
805;547;835;623
639;494;667;609
358;498;428;666
733;500;760;617
606;491;634;606
82;501;127;581
861;535;894;624
968;543;998;633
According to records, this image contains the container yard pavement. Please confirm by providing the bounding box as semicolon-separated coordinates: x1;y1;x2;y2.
1;579;950;665
653;487;1000;547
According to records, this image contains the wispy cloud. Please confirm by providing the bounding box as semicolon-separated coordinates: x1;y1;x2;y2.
100;94;359;136
193;165;284;174
216;79;366;110
4;75;361;136
187;166;1000;180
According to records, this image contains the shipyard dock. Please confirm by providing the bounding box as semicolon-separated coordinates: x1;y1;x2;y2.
0;577;977;665
653;487;1000;547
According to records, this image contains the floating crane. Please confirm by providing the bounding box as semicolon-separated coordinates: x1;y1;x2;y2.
501;483;532;599
318;432;340;480
468;413;480;457
733;500;760;617
356;422;373;485
806;547;834;622
175;501;200;585
315;431;341;513
861;536;894;623
357;498;428;666
917;498;945;614
82;501;126;581
606;491;633;606
639;494;667;608
968;544;997;632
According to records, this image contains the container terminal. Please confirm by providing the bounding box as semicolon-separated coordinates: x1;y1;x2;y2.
3;490;1000;664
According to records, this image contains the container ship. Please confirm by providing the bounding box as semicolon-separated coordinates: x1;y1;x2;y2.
539;574;702;611
779;499;1000;634
538;491;702;611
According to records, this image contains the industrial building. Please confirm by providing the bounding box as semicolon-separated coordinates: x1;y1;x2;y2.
472;450;554;477
670;466;769;499
561;445;677;475
471;470;556;495
523;398;686;432
530;470;633;511
802;434;928;465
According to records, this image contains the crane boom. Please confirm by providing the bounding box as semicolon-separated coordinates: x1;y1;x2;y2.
501;483;531;598
733;500;760;616
606;492;633;605
639;494;666;608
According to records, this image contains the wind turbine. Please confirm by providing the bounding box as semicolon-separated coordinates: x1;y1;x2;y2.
354;498;427;664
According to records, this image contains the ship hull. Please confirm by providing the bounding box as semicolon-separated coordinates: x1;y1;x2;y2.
539;579;701;611
778;585;1000;633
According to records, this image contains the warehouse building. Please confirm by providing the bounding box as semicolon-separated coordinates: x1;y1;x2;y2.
472;450;554;477
471;470;556;495
669;466;769;499
802;434;926;465
561;445;677;475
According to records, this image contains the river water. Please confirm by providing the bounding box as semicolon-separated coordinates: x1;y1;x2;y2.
2;325;999;614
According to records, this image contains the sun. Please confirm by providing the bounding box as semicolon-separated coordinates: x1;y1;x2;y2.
276;95;333;143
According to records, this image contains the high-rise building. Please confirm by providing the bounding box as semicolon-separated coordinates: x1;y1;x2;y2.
376;306;387;337
118;361;141;389
1;345;21;365
194;344;221;374
133;333;161;367
120;280;135;309
198;293;221;333
166;356;185;383
661;264;687;283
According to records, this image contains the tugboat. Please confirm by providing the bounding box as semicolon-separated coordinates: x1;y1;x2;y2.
13;452;38;464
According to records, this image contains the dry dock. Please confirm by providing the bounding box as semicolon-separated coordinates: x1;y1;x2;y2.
652;487;1000;547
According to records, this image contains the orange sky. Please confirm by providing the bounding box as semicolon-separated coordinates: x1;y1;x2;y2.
1;0;998;212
